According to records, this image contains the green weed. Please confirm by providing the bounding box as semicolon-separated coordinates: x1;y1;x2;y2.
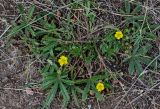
8;0;159;108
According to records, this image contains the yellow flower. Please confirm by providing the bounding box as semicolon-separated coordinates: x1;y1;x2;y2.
58;55;68;67
96;82;105;92
115;31;123;40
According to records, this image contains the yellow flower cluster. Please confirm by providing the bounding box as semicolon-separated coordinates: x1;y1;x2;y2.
115;31;123;40
96;82;105;92
58;55;68;67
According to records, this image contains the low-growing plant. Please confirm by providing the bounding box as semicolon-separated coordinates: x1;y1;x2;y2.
8;0;159;109
119;0;159;75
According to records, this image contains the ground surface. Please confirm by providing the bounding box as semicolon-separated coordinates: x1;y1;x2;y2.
0;0;160;109
0;1;119;109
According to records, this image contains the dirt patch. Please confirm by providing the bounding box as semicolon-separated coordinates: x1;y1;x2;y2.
0;40;42;108
0;0;17;36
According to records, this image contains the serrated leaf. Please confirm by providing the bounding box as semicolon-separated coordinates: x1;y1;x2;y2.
132;44;139;55
75;86;83;93
43;82;58;109
105;82;112;89
72;89;80;107
82;81;91;101
128;58;135;75
60;82;70;101
100;43;108;54
141;56;151;63
62;79;74;85
125;0;131;14
133;15;145;20
75;79;88;84
133;22;140;29
91;75;104;81
43;74;57;82
17;4;25;14
28;5;35;19
27;26;36;36
42;79;56;90
41;64;50;74
9;23;26;36
134;59;143;74
132;4;142;14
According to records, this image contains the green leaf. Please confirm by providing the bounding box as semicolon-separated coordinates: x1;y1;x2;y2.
91;75;105;81
42;74;57;82
134;59;143;74
125;0;131;14
128;58;135;75
42;79;56;90
62;98;69;108
100;43;108;54
105;82;112;89
41;64;50;74
75;86;83;93
141;57;151;65
71;45;82;56
27;26;36;36
43;82;58;109
132;44;139;55
132;21;140;29
132;4;142;14
28;5;35;19
60;82;70;101
9;23;26;36
137;44;151;55
72;89;80;107
82;80;91;101
62;79;74;85
75;79;88;84
17;4;25;14
133;15;145;21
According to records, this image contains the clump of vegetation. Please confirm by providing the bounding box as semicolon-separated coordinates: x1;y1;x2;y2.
8;0;159;108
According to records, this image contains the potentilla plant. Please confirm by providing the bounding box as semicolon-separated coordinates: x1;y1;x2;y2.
7;4;123;106
8;0;159;109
